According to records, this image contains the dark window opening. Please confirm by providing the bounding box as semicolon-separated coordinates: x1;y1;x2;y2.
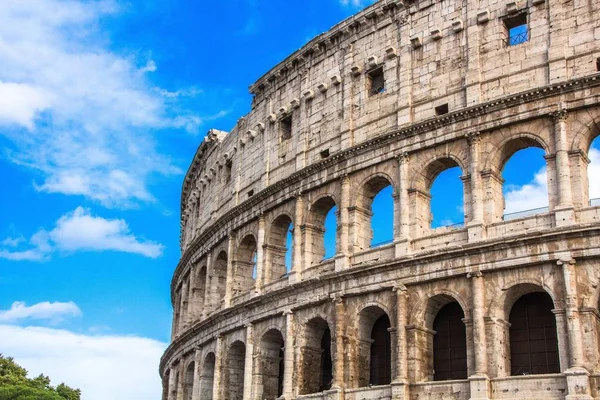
320;149;330;159
320;328;333;392
433;302;467;381
504;13;529;46
370;314;392;385
248;190;254;198
225;160;232;183
596;57;600;72
278;348;284;397
509;292;559;376
435;103;449;116
368;67;385;96
280;115;292;140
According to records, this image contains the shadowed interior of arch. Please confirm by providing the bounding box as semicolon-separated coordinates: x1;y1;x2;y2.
268;215;294;281
199;353;215;400
255;329;285;399
432;302;467;381
357;306;392;387
226;341;246;400
300;317;333;394
501;143;547;220
234;235;257;297
183;361;194;400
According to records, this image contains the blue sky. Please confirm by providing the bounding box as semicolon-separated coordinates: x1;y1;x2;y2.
0;0;598;399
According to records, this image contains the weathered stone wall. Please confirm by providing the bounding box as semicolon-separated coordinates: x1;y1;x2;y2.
163;0;600;399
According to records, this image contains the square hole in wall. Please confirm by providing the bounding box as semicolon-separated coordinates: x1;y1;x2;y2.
435;103;449;116
320;149;330;159
504;13;528;46
248;190;254;198
368;67;385;96
280;115;292;140
224;160;232;183
596;57;600;72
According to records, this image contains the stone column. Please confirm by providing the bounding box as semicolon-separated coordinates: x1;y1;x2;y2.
213;336;224;400
191;348;202;400
243;324;254;400
392;284;409;400
336;175;351;272
553;110;575;226
177;362;185;400
224;234;235;308
395;152;411;257
282;310;295;399
331;295;346;390
559;259;593;399
292;194;304;283
255;215;266;294
467;133;486;241
468;271;491;400
168;365;178;400
180;279;189;332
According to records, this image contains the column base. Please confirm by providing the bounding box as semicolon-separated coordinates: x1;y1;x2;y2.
391;379;410;400
467;222;486;243
394;238;412;258
468;374;491;400
554;206;576;227
565;367;593;400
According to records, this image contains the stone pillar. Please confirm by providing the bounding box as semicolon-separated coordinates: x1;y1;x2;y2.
213;336;224;400
224;234;234;308
177;362;185;400
191;348;202;400
467;133;486;241
392;284;409;400
203;250;212;318
243;324;254;400
559;259;593;399
553;110;576;226
180;279;190;332
255;215;266;294
168;365;178;400
395;152;411;257
282;310;295;399
468;271;491;400
332;295;346;390
336;175;351;272
292;194;304;283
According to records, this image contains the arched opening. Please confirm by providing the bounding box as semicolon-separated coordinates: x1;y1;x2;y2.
430;166;464;228
211;251;228;312
194;265;207;320
255;329;285;399
509;292;559;375
300;317;333;394
433;302;468;381
225;341;246;400
233;235;257;297
267;215;294;282
502;144;548;220
183;361;195;400
356;306;392;387
588;136;600;206
355;176;394;250
199;353;215;400
308;197;337;265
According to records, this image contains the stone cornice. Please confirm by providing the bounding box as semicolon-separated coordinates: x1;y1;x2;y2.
175;73;600;292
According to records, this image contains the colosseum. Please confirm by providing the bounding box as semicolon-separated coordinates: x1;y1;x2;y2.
160;0;600;399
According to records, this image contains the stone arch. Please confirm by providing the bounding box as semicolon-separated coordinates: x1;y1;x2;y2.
210;250;228;312
353;174;395;251
232;234;257;298
306;196;338;265
199;352;215;400
194;264;207;320
408;292;469;382
224;341;246;400
266;213;294;283
410;155;466;234
355;305;392;387
569;113;600;153
299;317;333;395
570;113;600;208
253;328;285;400
183;360;195;400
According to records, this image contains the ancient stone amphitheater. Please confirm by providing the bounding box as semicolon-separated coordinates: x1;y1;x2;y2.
160;0;600;399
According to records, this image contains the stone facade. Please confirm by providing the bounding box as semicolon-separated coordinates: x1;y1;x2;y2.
160;0;600;399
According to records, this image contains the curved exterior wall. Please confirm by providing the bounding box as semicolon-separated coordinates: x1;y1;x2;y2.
161;0;600;399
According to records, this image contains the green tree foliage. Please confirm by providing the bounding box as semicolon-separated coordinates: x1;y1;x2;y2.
0;355;81;400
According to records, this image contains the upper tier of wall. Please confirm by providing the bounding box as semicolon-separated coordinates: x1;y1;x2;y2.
179;0;600;251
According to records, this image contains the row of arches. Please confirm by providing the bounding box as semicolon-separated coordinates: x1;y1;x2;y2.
169;287;564;399
174;129;600;334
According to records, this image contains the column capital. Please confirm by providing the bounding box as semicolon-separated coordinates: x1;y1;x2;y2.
340;174;350;184
396;151;410;164
551;109;568;122
393;282;408;292
282;309;294;316
557;258;576;267
331;293;345;304
466;132;482;145
467;270;483;278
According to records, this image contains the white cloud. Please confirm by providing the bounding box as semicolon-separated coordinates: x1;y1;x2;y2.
1;236;25;247
339;0;376;8
0;0;210;208
0;207;164;261
0;301;81;323
0;324;167;400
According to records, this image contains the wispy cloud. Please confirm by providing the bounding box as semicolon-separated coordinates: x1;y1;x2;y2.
0;0;221;208
0;301;82;324
0;324;167;400
0;207;164;261
338;0;376;8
